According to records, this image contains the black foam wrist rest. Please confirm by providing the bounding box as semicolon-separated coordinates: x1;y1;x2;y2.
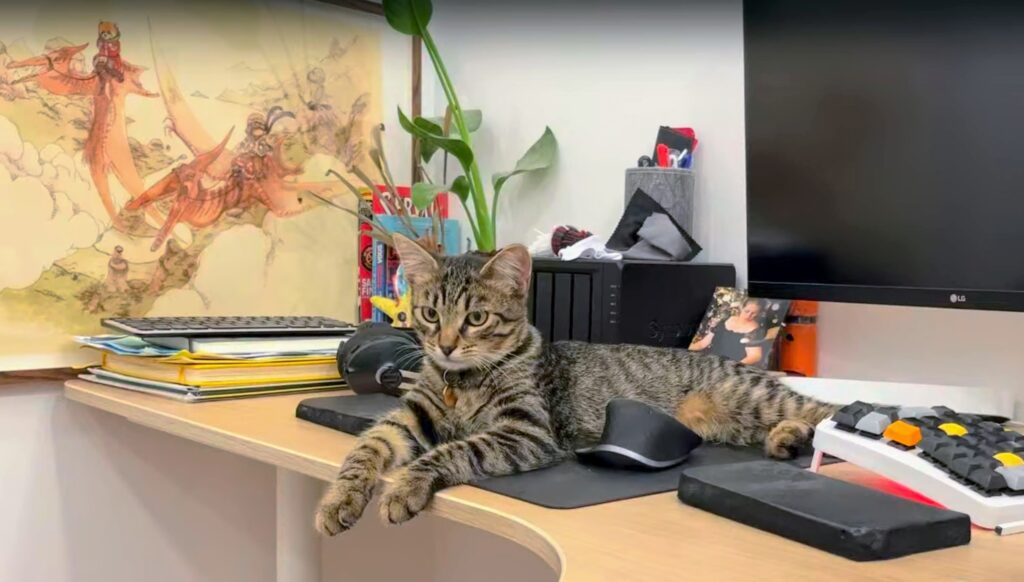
677;461;971;561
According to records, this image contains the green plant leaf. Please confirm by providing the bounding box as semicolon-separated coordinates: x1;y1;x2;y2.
415;117;444;135
411;176;470;210
492;126;558;197
411;182;447;210
426;109;482;134
463;110;482;133
420;110;482;162
450;175;469;203
398;108;474;171
415;117;444;163
383;0;433;36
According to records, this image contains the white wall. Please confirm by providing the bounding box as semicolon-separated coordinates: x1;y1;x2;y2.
429;0;1024;418
0;383;277;582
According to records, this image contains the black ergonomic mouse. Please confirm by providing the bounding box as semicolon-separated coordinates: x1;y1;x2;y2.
575;399;703;471
337;323;422;396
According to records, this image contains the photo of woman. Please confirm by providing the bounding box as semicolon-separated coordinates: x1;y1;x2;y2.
688;288;790;368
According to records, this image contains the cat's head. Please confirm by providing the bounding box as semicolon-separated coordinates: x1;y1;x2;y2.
392;234;532;371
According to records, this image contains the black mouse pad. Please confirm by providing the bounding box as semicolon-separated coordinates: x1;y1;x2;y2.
297;394;839;509
678;461;971;561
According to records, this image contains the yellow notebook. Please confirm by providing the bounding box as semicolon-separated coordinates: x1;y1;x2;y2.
100;352;340;388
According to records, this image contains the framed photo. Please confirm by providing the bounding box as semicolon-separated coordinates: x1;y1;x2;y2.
688;287;791;369
0;0;420;371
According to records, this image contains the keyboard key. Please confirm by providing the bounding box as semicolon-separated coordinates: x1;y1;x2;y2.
979;421;1005;433
995;452;1024;467
919;434;955;456
934;444;972;467
883;420;923;447
874;406;900;420
898;406;937;419
996;466;1024;491
951;456;997;479
832;401;874;429
968;467;1008;492
855;411;895;435
939;423;969;437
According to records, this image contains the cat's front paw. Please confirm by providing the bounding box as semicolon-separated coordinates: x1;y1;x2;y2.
379;468;435;525
315;474;375;536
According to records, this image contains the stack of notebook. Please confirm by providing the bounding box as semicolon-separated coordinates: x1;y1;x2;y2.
75;335;346;402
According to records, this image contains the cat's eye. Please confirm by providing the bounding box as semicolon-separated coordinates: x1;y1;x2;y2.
466;310;488;326
420;306;439;323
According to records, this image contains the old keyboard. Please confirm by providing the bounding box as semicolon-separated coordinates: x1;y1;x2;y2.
102;316;356;338
812;401;1024;533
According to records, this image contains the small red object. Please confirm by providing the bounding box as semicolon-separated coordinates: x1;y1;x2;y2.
551;226;592;254
671;127;699;152
656;144;670;167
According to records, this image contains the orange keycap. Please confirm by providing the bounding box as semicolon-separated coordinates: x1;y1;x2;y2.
884;420;922;447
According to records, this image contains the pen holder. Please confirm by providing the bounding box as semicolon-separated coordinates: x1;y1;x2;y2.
624;168;696;235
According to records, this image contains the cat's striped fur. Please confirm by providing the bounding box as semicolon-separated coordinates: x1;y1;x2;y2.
315;235;838;535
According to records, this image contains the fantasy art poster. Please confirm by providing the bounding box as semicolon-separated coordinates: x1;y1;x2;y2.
0;0;401;369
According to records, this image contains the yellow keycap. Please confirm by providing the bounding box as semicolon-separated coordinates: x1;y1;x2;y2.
995;452;1024;467
939;423;968;437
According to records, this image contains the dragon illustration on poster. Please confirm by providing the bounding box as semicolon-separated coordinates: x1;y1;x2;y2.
0;10;379;366
7;37;157;228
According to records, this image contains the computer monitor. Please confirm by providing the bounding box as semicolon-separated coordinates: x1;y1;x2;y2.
745;0;1024;312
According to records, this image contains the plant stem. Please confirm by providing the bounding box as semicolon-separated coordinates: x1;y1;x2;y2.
459;196;482;244
419;26;494;250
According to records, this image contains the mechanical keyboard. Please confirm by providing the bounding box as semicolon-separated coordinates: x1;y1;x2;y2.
102;316;356;338
812;401;1024;534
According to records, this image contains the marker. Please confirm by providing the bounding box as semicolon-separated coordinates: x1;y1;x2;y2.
656;144;669;168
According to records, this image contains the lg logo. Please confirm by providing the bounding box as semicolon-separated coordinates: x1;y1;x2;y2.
949;293;967;304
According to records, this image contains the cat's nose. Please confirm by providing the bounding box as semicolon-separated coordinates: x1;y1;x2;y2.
440;344;456;356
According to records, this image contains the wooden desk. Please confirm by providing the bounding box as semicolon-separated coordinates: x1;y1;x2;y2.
65;379;1021;581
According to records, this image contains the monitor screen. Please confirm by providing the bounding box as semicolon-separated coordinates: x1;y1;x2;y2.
745;0;1024;311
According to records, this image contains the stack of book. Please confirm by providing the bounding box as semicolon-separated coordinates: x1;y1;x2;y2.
75;335;346;402
357;185;460;324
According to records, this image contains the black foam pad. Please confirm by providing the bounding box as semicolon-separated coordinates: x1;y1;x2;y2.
678;461;971;561
297;395;840;509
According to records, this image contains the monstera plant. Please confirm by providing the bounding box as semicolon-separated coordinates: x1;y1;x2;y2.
384;0;557;252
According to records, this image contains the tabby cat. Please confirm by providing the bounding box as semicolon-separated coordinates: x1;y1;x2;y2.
315;234;838;535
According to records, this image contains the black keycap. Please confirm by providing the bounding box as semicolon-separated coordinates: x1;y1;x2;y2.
873;406;900;421
933;444;972;467
919;435;954;456
977;444;1003;457
832;401;874;429
968;467;1008;492
960;435;984;447
951;455;996;479
931;406;957;418
979;421;1005;433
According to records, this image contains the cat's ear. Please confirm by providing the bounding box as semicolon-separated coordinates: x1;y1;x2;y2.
392;233;438;285
481;244;532;295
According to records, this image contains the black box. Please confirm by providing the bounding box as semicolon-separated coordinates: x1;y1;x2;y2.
528;259;735;347
677;461;971;561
